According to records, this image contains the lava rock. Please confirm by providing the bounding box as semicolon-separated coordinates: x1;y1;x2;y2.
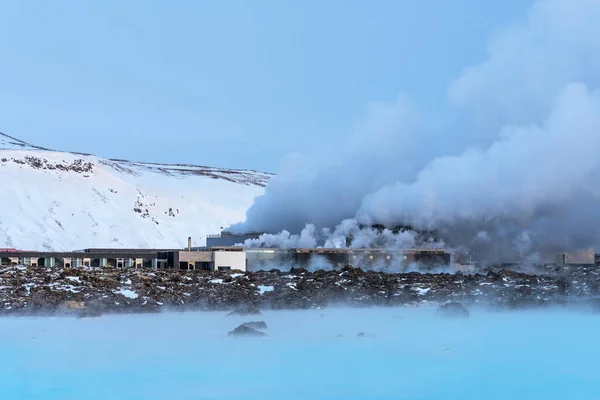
61;301;85;310
241;321;268;331
0;263;596;315
436;302;470;318
228;324;268;337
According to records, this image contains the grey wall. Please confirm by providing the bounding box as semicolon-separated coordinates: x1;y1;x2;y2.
207;234;258;247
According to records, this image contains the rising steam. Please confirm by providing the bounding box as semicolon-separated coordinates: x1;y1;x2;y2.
230;0;600;262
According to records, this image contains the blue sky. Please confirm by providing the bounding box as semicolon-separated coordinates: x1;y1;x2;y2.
0;0;530;172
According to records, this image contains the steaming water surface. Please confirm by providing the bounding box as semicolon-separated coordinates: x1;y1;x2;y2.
1;307;600;399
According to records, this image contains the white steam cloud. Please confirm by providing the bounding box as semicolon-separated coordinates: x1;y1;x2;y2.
242;220;427;249
230;0;600;262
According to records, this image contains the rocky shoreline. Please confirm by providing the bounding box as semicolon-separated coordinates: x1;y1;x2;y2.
1;264;599;316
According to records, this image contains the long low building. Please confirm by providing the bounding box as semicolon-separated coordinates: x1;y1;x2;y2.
0;247;248;271
0;246;453;272
246;247;451;270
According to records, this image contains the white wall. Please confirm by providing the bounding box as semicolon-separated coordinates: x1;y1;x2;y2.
213;251;246;271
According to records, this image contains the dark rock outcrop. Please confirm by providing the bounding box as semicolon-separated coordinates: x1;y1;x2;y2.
241;321;268;331
228;324;268;337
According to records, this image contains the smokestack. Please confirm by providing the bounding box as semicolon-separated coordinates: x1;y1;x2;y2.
188;237;191;251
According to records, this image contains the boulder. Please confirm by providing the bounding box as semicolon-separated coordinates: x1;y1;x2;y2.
436;302;470;318
241;321;268;331
228;324;268;337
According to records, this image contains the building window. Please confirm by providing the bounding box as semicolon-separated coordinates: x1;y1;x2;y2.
218;266;231;271
386;256;391;260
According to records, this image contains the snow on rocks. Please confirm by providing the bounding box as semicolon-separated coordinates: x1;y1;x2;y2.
257;285;274;295
115;289;138;299
0;264;598;316
0;133;271;252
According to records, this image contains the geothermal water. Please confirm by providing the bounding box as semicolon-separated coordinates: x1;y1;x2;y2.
1;307;600;399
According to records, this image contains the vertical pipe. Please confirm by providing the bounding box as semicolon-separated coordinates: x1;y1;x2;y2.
188;237;192;251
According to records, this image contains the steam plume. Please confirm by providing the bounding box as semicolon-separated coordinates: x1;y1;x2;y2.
230;0;600;261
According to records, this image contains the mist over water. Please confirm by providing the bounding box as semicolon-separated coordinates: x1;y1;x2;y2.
3;307;600;399
231;0;600;262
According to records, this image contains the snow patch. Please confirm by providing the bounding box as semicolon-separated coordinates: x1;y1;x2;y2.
115;289;138;299
258;285;274;294
414;287;431;295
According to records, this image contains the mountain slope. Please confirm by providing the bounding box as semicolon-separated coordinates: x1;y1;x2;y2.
0;132;270;251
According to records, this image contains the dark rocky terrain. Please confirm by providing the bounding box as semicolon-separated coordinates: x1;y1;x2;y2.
0;264;599;316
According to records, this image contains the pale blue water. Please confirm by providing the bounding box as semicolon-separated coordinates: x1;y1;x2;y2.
1;307;599;399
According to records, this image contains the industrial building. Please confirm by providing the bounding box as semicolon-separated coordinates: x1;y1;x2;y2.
1;244;453;272
246;247;451;270
206;231;262;247
0;246;248;271
554;250;597;267
163;246;247;271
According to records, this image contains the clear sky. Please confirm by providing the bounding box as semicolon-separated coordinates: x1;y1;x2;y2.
0;0;530;172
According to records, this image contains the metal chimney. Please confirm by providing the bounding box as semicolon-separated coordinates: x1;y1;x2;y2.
188;237;192;251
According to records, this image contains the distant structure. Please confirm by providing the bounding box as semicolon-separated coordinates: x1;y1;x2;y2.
554;250;598;266
245;247;451;271
207;225;441;249
0;245;452;272
206;231;262;247
0;247;247;271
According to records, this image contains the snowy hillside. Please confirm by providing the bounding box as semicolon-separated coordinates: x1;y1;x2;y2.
0;132;271;251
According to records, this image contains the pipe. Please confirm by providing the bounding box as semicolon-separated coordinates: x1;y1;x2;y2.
188;237;192;251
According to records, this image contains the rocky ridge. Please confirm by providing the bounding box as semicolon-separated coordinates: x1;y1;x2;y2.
1;264;599;316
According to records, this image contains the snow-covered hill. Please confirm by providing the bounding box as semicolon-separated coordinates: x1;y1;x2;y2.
0;132;271;251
